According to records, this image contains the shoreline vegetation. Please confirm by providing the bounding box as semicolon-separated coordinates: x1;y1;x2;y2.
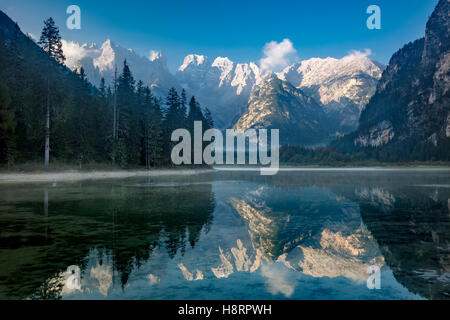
0;167;214;184
0;162;449;184
280;161;450;168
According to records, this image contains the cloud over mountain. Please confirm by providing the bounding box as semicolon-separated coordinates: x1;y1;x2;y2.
259;39;298;72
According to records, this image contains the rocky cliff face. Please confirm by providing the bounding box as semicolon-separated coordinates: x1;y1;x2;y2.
176;55;262;128
278;52;384;134
350;0;449;156
234;75;332;146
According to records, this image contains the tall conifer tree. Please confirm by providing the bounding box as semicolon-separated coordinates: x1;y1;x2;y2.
38;17;65;167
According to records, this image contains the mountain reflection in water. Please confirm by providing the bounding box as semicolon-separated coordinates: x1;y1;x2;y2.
0;169;448;299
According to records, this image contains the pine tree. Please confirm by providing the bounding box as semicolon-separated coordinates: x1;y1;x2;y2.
71;67;95;168
164;89;180;130
142;87;163;168
0;82;16;167
187;96;205;124
204;107;214;130
38;18;65;64
113;65;118;140
180;89;187;120
116;60;139;165
77;66;87;84
149;98;164;167
38;17;65;167
163;88;182;162
99;78;106;99
165;87;180;124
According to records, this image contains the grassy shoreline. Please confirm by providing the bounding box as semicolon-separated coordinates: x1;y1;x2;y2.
0;160;448;184
0;162;212;174
1;160;449;173
0;168;214;184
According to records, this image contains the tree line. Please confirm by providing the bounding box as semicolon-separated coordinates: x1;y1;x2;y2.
280;140;450;165
0;17;213;169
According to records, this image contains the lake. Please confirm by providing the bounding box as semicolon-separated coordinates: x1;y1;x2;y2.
0;169;449;300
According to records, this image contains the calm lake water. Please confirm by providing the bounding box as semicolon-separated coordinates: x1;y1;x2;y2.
0;169;449;300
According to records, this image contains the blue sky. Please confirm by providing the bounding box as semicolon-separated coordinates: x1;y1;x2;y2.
0;0;438;72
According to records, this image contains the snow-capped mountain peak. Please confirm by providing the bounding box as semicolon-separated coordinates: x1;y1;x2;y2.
93;39;115;73
178;54;209;72
231;62;262;95
278;53;382;90
175;55;264;127
149;50;163;61
62;38;175;97
212;57;234;86
277;51;384;132
212;57;233;71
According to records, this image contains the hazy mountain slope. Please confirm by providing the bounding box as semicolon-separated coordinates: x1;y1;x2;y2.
234;75;332;146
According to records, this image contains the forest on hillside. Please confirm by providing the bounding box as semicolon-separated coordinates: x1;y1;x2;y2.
0;17;212;169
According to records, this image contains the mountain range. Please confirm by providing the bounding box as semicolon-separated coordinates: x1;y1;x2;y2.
62;39;384;144
1;0;448;161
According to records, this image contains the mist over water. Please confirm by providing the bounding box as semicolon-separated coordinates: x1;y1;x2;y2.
0;169;448;300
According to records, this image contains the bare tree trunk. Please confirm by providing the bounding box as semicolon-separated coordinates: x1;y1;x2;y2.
113;91;117;139
147;139;150;170
145;127;149;169
113;66;118;139
115;106;120;140
113;98;116;139
112;67;118;165
44;77;50;168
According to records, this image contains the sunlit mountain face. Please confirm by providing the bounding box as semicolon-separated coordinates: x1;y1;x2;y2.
0;169;449;299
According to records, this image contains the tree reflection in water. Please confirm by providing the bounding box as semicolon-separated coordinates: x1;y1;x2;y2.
0;177;215;299
0;170;449;299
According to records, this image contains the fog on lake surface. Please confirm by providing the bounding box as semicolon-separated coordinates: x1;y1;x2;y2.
0;169;449;299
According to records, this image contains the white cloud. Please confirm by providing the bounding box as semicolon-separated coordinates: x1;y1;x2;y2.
260;263;296;298
61;40;101;70
61;40;88;70
344;48;372;60
259;39;298;72
62;40;87;60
